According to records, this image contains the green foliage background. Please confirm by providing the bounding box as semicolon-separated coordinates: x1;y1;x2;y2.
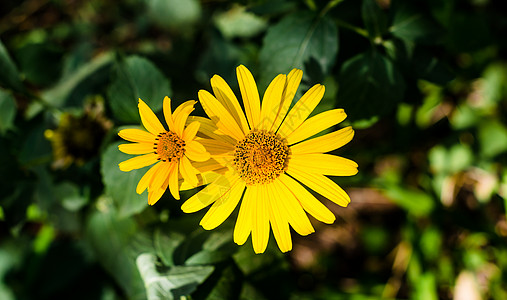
1;0;507;299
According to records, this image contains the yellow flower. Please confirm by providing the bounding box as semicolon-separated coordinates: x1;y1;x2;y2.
118;97;210;205
181;65;358;253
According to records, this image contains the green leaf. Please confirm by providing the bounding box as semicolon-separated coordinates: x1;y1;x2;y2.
0;40;24;93
383;185;434;217
86;200;150;300
101;141;148;217
0;89;16;135
136;253;214;300
336;50;405;120
107;55;171;123
413;272;438;300
146;0;202;30
390;3;442;44
214;5;267;39
14;42;63;87
154;229;186;267
478;120;507;158
362;0;388;41
259;11;338;89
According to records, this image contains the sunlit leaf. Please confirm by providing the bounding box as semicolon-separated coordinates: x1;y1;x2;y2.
383;185;434;217
146;0;202;30
214;5;267;39
107;55;171;123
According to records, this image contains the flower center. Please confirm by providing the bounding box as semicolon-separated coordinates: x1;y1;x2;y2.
155;131;185;162
234;131;290;185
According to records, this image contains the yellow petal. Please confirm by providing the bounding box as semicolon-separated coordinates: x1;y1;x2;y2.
149;162;172;197
182;121;200;142
290;126;354;155
271;68;303;132
271;179;314;236
173;100;196;137
266;183;292;252
259;74;286;131
196;138;234;156
288;154;358;176
136;162;162;194
277;84;325;138
148;174;169;205
234;185;256;246
118;153;158;172
181;174;239;213
118;128;156;143
179;155;198;187
185;140;211;162
287;166;350;207
286;109;347;145
211;74;250;134
180;168;226;191
200;179;246;230
163;96;175;131
252;184;270;254
118;143;155;155
138;98;166;135
278;174;335;224
198;90;245;141
168;161;180;200
236;65;261;129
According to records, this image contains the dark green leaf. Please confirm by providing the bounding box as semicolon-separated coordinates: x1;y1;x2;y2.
14;42;63;87
336;50;405;120
136;253;214;300
101;141;148;217
362;0;388;41
0;89;16;135
107;55;171;123
154;229;186;267
259;11;338;89
0;40;24;93
390;3;442;44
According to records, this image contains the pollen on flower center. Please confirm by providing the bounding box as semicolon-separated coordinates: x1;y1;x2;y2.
233;130;290;185
155;131;185;162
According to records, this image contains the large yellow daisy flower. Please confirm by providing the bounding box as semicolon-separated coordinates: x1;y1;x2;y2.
181;65;358;254
118;97;210;205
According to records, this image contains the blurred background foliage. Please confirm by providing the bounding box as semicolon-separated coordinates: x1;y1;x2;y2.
1;0;507;299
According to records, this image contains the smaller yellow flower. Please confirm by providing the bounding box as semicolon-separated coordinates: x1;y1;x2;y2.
118;97;210;205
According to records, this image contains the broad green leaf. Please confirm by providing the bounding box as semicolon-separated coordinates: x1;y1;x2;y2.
202;265;242;300
146;0;201;30
362;0;388;41
214;5;267;39
336;50;405;120
419;227;442;262
0;40;24;92
86;200;150;300
185;230;236;265
14;42;63;87
259;11;338;89
136;253;214;300
478;120;507;158
154;229;186;267
101;141;149;217
413;272;438;300
383;185;434;217
107;55;171;123
390;3;442;44
0;89;16;135
41;52;113;108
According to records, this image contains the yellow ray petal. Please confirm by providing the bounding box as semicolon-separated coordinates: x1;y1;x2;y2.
136;162;162;194
173;100;196;137
251;184;270;253
290;126;354;155
277;84;325;138
185;140;211;162
200;180;246;230
286;109;347;145
182;121;200;142
196;138;235;156
259;74;286;130
236;65;261;129
278;174;335;224
148;174;169;205
211;74;250;133
266;182;292;252
168;161;180;200
181;174;239;213
149;162;172;197
198;90;245;141
179;155;198;188
163;96;175;131
118;153;158;172
118;128;156;143
272;179;314;236
234;186;256;245
180;168;227;191
186;116;237;145
287;166;350;207
271;68;303;132
288;154;358;176
118;143;155;155
138;98;166;135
